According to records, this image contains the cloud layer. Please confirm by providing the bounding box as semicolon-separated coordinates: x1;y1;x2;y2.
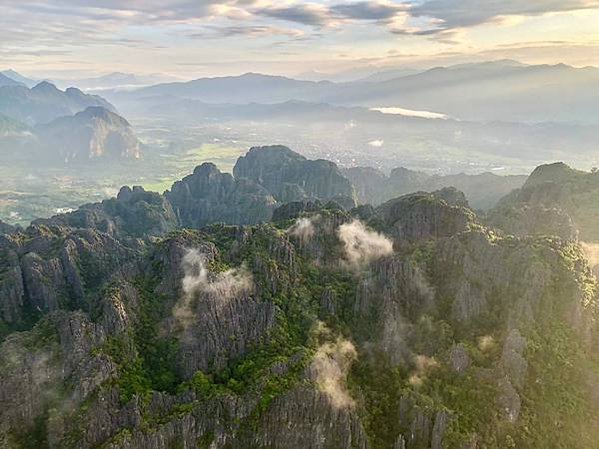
2;0;599;76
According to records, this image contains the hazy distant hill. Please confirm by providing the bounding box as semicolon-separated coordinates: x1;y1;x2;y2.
331;60;599;123
35;106;141;162
0;73;23;88
114;72;334;104
51;72;180;91
344;165;527;210
0;69;38;88
114;96;599;165
0;81;116;125
110;61;599;124
0;113;28;136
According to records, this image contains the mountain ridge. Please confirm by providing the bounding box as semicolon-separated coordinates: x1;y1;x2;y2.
1;146;598;448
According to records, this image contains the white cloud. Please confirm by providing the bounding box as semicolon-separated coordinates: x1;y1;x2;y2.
310;337;358;408
338;219;394;268
174;248;253;328
288;216;317;243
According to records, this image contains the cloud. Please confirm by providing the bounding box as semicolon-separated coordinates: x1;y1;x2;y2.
580;242;599;277
408;354;439;386
255;4;333;27
191;25;305;39
174;248;253;328
288;216;317;244
254;1;409;28
368;139;384;147
332;1;407;21
405;0;599;34
309;337;358;408
338;220;394;268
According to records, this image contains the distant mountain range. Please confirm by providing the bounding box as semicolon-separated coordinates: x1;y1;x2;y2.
0;70;38;88
106;60;599;124
0;81;116;125
1;69;180;92
0;73;24;88
0;77;142;164
7;61;598;125
51;72;181;91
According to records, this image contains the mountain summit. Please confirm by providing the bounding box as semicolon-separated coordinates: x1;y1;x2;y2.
35;106;141;162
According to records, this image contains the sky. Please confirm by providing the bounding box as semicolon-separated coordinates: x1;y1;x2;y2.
2;0;599;80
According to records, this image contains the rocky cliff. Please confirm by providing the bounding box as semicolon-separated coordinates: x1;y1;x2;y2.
234;145;356;206
1;154;598;449
488;162;599;241
34;107;141;162
166;162;277;228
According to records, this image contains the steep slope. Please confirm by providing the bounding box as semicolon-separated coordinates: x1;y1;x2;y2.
488;163;599;241
165;162;277;228
35;106;141;162
0;81;116;125
234;145;356;206
0;181;597;449
0;114;29;137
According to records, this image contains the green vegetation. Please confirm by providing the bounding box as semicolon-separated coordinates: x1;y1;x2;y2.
4;198;599;449
142;143;246;193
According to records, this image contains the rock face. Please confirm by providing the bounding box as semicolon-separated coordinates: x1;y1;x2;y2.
488;162;599;241
0;224;140;330
376;190;475;242
36;185;177;238
166;162;277;227
1;154;599;449
234;145;356;204
35;106;141;162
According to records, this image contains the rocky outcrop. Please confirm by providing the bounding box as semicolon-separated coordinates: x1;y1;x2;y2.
489;162;599;241
376;190;475;242
1;156;598;449
0;221;17;235
0;224;139;328
488;203;578;240
35;106;141;162
234;145;356;204
166;162;277;228
36;186;178;238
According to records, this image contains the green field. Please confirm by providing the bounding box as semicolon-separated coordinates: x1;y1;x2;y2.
0;143;250;226
142;143;247;193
